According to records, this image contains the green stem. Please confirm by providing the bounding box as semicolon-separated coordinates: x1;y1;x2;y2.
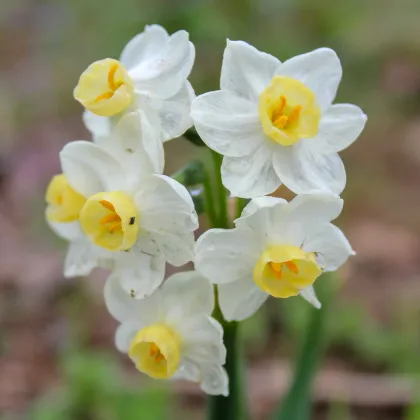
211;150;229;228
207;315;246;420
274;273;333;419
203;170;219;228
206;151;247;419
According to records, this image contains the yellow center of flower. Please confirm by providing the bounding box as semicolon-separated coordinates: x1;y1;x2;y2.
253;245;322;298
129;324;181;379
73;58;134;117
45;174;86;223
259;76;321;146
79;191;139;251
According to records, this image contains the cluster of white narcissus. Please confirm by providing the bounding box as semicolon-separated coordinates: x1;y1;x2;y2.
45;25;366;396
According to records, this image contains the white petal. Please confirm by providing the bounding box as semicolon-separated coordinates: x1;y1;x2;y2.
234;199;288;241
309;104;367;154
101;111;164;186
64;239;110;278
140;81;195;142
104;270;161;324
221;143;281;198
272;143;346;195
200;365;229;396
286;193;343;225
302;223;354;272
218;278;268;321
129;30;195;99
114;234;167;299
137;175;197;229
221;40;281;101
277;48;342;110
83;110;110;141
48;220;82;241
179;315;226;365
239;196;287;219
195;228;260;285
60;141;126;197
135;175;197;266
276;194;343;246
120;25;169;70
172;359;200;382
181;316;224;347
191;90;262;157
152;230;196;267
300;285;321;309
115;323;138;353
161;271;215;320
236;194;343;247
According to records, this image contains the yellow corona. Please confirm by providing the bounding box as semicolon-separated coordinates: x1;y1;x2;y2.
253;245;322;298
129;324;181;379
45;174;86;223
79;191;139;251
74;58;134;117
259;76;321;146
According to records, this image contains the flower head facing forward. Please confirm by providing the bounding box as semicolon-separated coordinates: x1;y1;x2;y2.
191;40;367;197
195;194;354;322
80;191;139;251
259;76;321;146
75;25;196;142
129;324;181;379
254;245;322;298
105;270;228;396
46;111;197;298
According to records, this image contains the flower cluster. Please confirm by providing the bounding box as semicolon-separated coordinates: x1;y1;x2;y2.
45;24;366;396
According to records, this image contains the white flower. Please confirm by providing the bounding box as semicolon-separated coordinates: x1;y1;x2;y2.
45;111;198;298
74;24;195;142
105;270;228;396
195;194;354;321
47;219;114;278
191;40;367;198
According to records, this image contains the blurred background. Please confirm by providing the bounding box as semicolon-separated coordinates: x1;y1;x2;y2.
1;0;420;419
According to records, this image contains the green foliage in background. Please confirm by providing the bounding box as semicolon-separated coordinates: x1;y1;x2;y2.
30;350;171;420
406;400;420;420
274;273;335;420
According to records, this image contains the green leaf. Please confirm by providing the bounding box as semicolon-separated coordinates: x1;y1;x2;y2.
190;187;205;214
406;394;420;420
171;160;208;216
171;160;206;187
274;273;334;420
183;127;206;147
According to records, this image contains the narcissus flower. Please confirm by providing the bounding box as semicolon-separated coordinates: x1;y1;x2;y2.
45;111;197;298
191;40;367;198
105;270;228;396
195;194;354;321
75;24;195;142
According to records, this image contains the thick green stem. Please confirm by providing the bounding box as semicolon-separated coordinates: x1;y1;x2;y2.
274;273;333;419
207;319;246;420
211;150;229;228
206;151;247;419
